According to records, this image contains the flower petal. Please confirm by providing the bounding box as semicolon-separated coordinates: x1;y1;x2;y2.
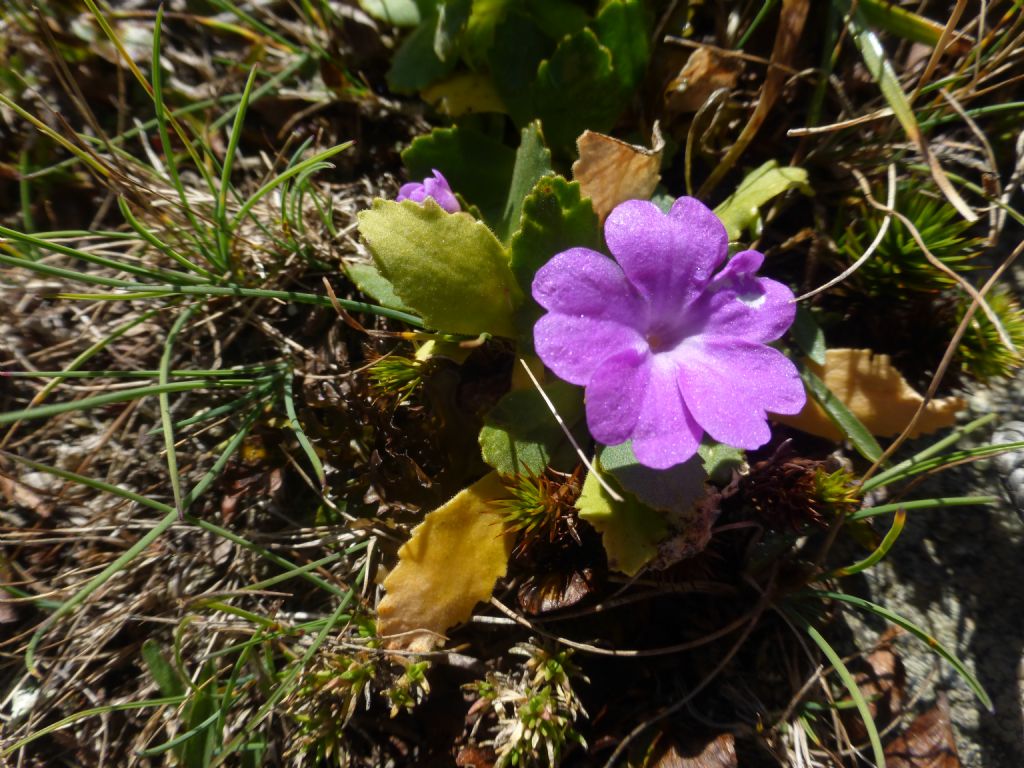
631;356;704;468
424;170;460;213
689;251;796;343
535;313;645;386
603;198;728;312
583;347;650;445
532;247;645;323
586;351;703;469
678;339;805;449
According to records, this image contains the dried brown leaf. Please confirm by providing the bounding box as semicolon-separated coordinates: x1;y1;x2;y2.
0;470;53;518
664;47;743;115
885;696;961;768
777;348;965;440
645;733;737;768
377;472;514;651
573;125;665;222
845;631;906;742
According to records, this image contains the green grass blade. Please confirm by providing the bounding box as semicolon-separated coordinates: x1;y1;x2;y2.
832;510;906;576
116;196;214;279
864;413;997;490
799;363;884;462
0;379;250;426
281;369;326;488
841;0;976;222
807;590;992;710
230;143;352;230
0;224;202;285
216;66;259;269
13;409;258;674
159;306;199;516
0;697;187;757
863;440;1024;492
850;495;998;521
55;283;425;326
789;610;887;768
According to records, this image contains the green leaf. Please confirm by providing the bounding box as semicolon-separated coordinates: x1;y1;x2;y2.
359;0;430;27
697;441;745;485
357;199;522;337
509;175;601;352
593;0;650;95
435;0;472;61
713;160;810;241
402;125;517;226
479;380;584;474
598;442;706;513
576;468;667;576
525;0;590;39
791;306;827;365
498;121;553;242
142;640;185;698
531;27;624;156
799;363;884;463
388;14;459;92
344;261;413;312
463;0;516;67
489;10;552;125
858;0;945;46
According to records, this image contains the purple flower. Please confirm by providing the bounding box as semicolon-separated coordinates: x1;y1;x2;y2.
532;197;806;469
397;169;460;213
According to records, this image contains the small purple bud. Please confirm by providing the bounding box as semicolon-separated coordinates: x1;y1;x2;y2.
396;169;461;213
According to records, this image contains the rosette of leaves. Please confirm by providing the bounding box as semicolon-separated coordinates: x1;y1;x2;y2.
362;0;652;157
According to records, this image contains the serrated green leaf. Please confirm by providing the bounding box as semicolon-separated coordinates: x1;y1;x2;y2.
498;121;553;242
599;442;706;513
358;199;522;337
532;27;624;156
142;639;185;698
791;306;827;365
388;14;458;92
479;380;584;474
344;261;413;312
402;125;516;226
509;175;601;352
576;469;666;576
359;0;430;27
593;0;650;94
713;160;810;241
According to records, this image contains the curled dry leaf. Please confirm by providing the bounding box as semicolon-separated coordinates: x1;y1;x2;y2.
663;46;743;116
645;732;738;768
377;472;514;651
884;695;961;768
572;124;664;222
777;348;965;440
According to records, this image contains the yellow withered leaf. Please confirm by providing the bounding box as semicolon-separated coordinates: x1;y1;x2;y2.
777;348;965;440
572;124;664;222
377;472;514;651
